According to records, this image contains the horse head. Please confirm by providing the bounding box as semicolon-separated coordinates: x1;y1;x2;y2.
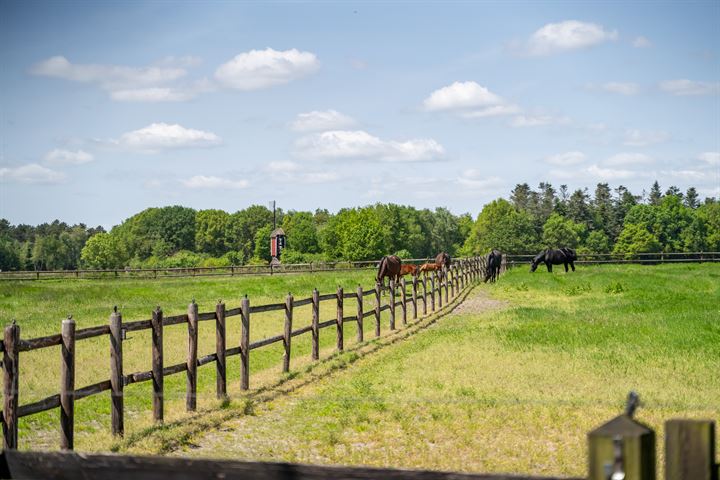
530;250;545;272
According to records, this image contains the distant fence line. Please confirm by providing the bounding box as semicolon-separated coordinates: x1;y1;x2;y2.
2;252;719;281
0;258;483;451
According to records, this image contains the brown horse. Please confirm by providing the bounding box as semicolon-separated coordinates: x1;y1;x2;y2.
399;264;418;277
376;255;401;287
419;262;441;274
435;252;451;269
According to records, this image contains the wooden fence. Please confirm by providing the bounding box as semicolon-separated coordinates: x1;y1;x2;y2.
0;257;484;450
0;415;715;479
3;252;718;281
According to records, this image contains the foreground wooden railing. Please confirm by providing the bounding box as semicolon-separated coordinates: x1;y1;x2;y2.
0;258;484;450
0;415;715;480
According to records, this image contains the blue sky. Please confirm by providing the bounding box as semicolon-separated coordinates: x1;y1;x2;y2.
1;1;719;228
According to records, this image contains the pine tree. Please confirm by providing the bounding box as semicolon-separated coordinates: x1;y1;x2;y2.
685;187;700;209
649;181;663;205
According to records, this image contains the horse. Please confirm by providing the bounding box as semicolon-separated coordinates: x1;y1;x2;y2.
376;255;402;287
419;262;441;274
435;252;451;269
399;264;418;277
484;249;502;283
530;248;577;273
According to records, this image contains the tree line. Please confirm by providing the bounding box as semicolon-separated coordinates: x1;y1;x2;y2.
0;181;717;271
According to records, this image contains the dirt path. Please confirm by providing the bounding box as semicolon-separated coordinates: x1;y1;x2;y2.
451;288;508;314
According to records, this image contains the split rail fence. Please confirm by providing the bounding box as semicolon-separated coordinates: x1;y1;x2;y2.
0;257;484;450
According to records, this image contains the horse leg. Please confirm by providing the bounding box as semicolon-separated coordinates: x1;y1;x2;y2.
546;262;552;273
571;261;575;272
564;262;569;273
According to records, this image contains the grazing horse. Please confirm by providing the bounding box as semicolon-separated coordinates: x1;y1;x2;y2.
376;255;402;287
484;249;502;283
530;248;577;273
399;264;418;277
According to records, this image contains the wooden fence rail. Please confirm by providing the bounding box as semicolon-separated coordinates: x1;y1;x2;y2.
0;257;484;450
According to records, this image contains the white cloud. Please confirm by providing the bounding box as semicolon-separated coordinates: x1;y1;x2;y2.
0;163;66;184
526;20;618;56
182;175;248;189
295;130;445;162
110;87;194;102
660;79;720;96
599;82;639;95
460;104;521;118
30;56;186;90
510;114;571;127
423;81;502;112
604;152;653;166
699;152;720;166
587;164;639;180
290;110;357;132
265;160;340;183
544;151;586;166
456;170;504;190
116;123;221;152
44;149;94;165
215;48;319;90
632;36;652;48
266;161;301;172
623;129;670;147
658;169;706;181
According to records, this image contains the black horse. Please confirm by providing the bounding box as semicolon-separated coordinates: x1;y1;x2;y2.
530;248;577;273
484;249;502;283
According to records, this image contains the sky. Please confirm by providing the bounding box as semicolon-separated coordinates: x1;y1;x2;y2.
1;1;719;229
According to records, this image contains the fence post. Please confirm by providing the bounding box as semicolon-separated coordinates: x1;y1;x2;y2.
216;301;227;399
110;307;124;436
60;316;76;450
241;296;250;390
665;419;716;480
336;286;344;351
187;300;198;411
449;267;455;298
374;282;381;337
400;278;407;326
3;321;20;450
356;285;364;343
151;307;163;422
436;270;443;309
283;293;293;373
430;272;436;312
311;289;319;361
389;280;396;330
444;267;449;303
412;276;418;320
421;274;427;316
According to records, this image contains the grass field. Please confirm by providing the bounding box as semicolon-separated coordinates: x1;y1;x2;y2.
167;263;719;478
0;269;400;450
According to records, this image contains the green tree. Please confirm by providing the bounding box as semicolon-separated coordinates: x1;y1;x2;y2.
612;224;661;257
584;230;610;254
541;213;586;248
684;187;700;209
229;205;276;261
462;198;539;254
566;189;593;227
195;209;231;256
282;211;319;253
80;232;129;269
648;181;663;206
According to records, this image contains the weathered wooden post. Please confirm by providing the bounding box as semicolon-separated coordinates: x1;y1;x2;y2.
421;274;427;316
374;282;381;337
430;272;436;312
3;321;20;449
389;280;396;330
449;267;455;298
336;286;344;351
400;278;408;326
151;307;163;422
240;295;250;390
444;267;449;303
283;293;293;373
412;276;418;320
311;289;320;361
110;307;124;436
665;419;716;480
186;300;198;411
215;301;227;399
588;392;655;480
60;316;76;450
436;270;443;309
356;285;364;343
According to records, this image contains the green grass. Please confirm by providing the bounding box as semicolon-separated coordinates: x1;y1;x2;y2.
173;263;719;477
0;269;401;450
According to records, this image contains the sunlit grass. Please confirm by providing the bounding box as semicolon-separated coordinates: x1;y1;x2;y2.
174;263;719;478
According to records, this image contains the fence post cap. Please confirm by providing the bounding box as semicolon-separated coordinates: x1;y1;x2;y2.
113;305;118;313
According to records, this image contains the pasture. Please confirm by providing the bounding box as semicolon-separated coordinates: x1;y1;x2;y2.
0;269;394;449
169;263;718;477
